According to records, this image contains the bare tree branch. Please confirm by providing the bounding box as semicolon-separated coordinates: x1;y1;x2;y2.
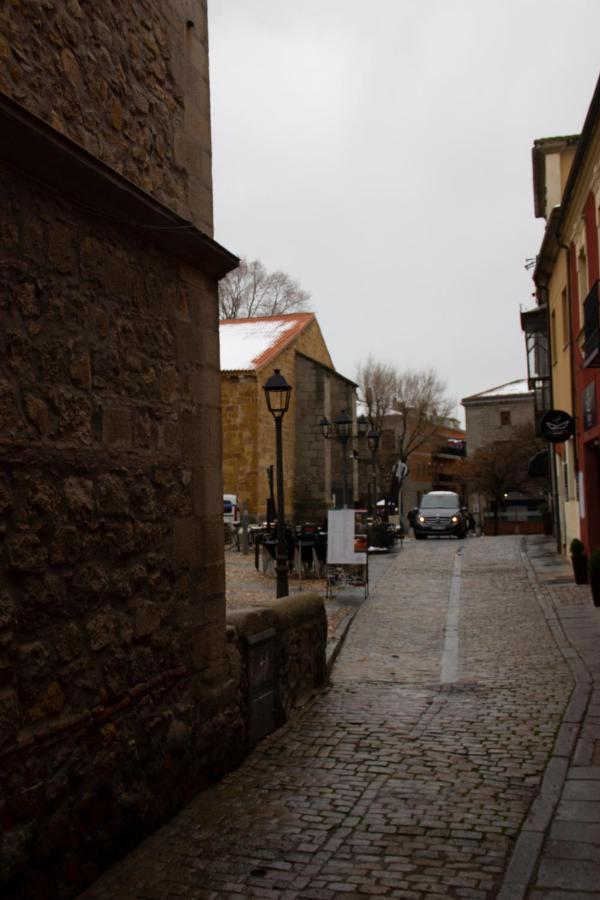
356;356;397;434
392;368;455;462
219;258;311;319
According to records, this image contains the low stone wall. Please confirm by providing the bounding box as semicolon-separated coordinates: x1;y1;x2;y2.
2;594;326;899
226;592;328;750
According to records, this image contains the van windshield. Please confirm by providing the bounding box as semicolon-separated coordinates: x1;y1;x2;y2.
420;494;459;510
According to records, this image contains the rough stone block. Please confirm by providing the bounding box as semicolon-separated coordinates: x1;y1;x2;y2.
48;222;76;273
131;600;163;640
173;516;202;567
102;407;132;446
0;688;19;750
7;534;47;572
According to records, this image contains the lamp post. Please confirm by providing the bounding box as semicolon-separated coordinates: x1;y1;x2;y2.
366;427;380;514
263;369;292;599
319;411;368;508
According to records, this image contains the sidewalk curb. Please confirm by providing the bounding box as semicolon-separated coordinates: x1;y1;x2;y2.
326;608;358;676
497;540;593;900
324;546;402;677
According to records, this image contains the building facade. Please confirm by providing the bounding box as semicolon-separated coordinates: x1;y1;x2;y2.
377;414;467;516
462;381;544;533
0;3;239;896
523;73;600;556
220;313;359;524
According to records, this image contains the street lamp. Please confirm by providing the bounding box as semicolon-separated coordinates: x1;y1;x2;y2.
263;369;292;599
366;427;380;514
319;410;368;507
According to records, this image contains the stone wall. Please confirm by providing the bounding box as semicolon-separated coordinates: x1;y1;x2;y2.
220;318;358;523
464;396;535;454
226;593;327;747
295;357;357;520
0;150;238;897
0;0;212;233
255;318;337;522
221;374;259;514
0;3;243;893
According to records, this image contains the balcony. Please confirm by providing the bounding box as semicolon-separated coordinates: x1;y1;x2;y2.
434;439;466;459
583;280;600;367
521;303;551;418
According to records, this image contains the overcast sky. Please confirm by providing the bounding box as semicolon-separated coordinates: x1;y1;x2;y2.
208;1;600;422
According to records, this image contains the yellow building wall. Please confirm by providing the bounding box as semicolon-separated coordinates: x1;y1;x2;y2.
221;374;259;513
547;164;580;553
549;250;573;415
560;146;578;199
221;317;337;522
256;319;334;521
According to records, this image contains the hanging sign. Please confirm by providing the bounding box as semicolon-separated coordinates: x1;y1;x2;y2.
539;410;575;443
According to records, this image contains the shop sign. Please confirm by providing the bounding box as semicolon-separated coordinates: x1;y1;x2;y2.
539;409;575;443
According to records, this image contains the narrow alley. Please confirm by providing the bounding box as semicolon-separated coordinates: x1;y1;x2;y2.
79;537;599;899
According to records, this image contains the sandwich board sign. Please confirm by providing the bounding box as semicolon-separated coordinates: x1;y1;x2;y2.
326;509;368;598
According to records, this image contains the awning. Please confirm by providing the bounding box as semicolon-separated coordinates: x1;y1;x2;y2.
528;449;549;478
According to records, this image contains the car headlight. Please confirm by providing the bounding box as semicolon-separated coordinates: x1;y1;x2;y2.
418;515;425;523
451;515;459;523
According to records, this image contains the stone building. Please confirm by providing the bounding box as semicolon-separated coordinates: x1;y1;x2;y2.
220;313;359;523
462;380;543;533
462;380;535;453
0;3;240;896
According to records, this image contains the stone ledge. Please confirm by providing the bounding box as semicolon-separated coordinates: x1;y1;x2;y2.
226;593;327;747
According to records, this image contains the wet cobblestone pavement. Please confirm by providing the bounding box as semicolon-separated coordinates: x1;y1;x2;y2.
81;537;582;899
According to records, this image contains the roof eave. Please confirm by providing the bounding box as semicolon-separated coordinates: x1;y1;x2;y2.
0;91;239;279
533;206;561;285
555;74;600;238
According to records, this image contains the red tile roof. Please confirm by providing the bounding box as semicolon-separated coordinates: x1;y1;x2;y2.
219;312;315;372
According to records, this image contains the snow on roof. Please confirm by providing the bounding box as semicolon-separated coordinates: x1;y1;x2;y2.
219;313;313;372
463;379;532;402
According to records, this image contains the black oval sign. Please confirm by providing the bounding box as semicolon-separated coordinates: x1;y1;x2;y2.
540;409;575;443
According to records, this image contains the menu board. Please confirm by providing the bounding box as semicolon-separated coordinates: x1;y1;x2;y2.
327;509;367;565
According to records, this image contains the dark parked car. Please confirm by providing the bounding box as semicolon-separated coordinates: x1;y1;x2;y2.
414;491;468;539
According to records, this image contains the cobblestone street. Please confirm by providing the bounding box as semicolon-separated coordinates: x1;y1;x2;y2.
80;536;598;899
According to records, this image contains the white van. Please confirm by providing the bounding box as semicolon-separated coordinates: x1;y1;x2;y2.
223;494;239;526
414;491;468;539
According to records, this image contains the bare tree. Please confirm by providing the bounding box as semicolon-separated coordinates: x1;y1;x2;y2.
463;425;546;535
358;361;455;460
392;368;456;463
357;360;455;512
356;356;397;434
219;258;311;319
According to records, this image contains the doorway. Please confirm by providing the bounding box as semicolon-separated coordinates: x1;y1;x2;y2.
584;440;600;550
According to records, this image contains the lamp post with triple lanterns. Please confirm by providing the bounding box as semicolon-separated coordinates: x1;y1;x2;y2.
319;410;369;508
366;427;380;514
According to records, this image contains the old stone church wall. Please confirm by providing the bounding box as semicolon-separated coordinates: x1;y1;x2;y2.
0;154;244;900
0;2;243;897
0;0;213;233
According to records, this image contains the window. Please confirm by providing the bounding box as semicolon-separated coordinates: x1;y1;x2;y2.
561;288;569;347
500;410;511;426
551;310;557;365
